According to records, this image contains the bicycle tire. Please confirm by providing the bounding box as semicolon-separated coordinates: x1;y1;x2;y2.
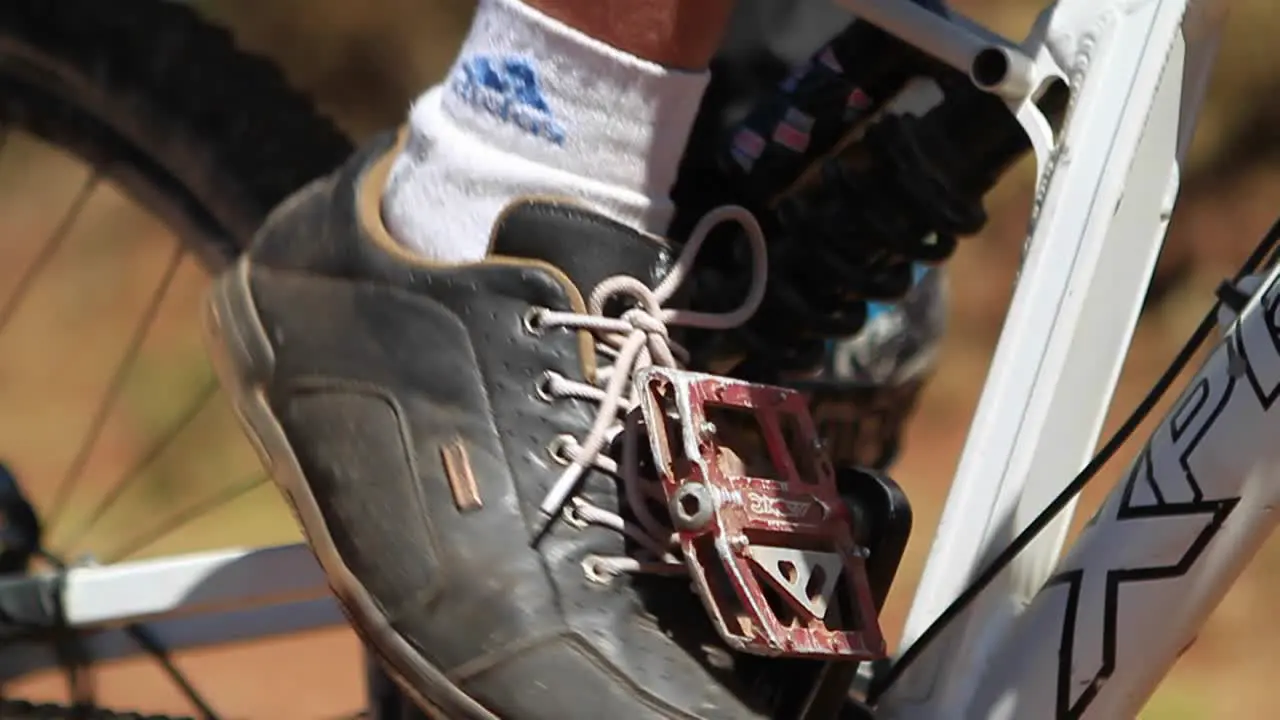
0;699;192;720
0;0;354;716
0;0;354;264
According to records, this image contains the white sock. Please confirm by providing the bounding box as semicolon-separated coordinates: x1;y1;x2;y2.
382;0;710;262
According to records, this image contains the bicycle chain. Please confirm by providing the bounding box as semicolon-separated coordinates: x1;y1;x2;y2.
0;700;191;720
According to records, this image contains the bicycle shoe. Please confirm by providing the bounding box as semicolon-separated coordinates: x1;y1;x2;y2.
204;129;817;720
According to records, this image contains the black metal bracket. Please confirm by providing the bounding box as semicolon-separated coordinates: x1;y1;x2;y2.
780;466;913;720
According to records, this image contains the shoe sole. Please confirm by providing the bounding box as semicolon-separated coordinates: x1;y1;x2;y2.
204;258;500;720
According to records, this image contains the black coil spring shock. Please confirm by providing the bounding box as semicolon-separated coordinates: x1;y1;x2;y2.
717;66;1069;378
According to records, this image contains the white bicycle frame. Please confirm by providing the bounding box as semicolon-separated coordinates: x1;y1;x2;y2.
0;0;1261;718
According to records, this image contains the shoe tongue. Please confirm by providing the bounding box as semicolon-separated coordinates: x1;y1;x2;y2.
491;201;675;297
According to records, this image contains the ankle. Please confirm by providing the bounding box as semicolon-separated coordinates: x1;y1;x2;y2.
382;0;711;262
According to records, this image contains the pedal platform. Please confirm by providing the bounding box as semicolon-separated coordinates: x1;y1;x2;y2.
636;367;886;660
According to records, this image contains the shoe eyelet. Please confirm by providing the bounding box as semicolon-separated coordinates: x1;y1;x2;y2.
547;434;575;466
582;555;616;586
522;307;547;336
562;500;588;529
535;370;558;403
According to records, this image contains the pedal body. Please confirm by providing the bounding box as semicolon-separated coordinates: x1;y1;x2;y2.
638;367;886;661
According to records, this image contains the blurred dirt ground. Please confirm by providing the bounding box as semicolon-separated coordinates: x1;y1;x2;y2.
1;0;1279;717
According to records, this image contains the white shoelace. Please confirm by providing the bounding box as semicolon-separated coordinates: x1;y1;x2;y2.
527;205;769;582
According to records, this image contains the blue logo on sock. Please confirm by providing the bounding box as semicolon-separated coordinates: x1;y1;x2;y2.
451;55;567;146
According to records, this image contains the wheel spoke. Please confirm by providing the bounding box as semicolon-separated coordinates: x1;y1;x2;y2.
124;624;221;720
53;379;221;553
0;171;99;337
44;242;187;532
0;151;235;716
101;471;268;563
0;3;356;705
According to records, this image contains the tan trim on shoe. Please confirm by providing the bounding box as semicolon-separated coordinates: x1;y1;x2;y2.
354;127;600;380
441;438;484;512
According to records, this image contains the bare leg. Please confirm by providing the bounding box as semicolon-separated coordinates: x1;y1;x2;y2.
525;0;736;69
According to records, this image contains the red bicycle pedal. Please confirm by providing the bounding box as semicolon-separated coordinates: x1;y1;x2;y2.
636;366;886;660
